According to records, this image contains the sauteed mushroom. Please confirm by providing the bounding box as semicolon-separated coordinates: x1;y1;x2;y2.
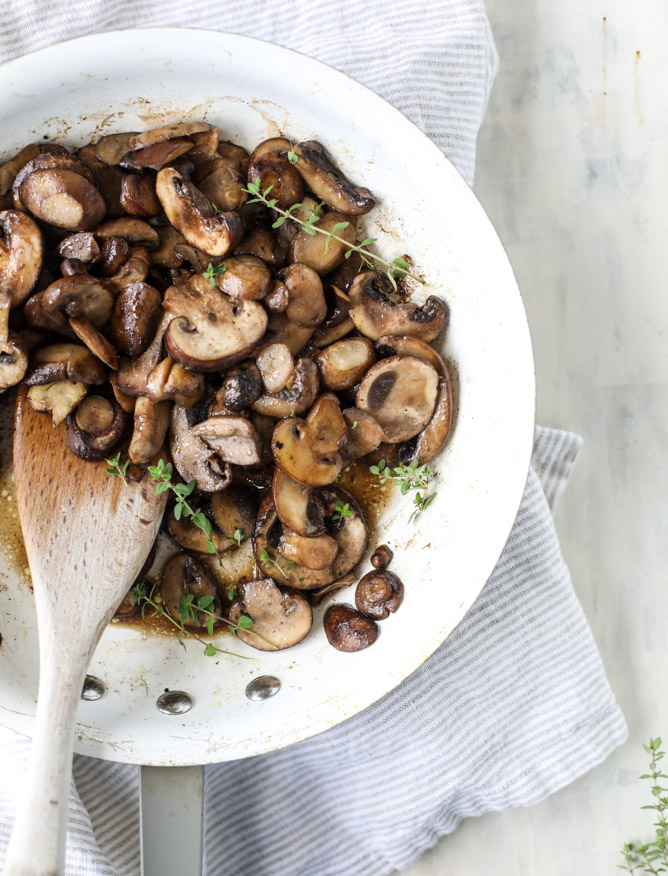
229;578;312;651
255;343;293;393
289;210;355;275
217;360;263;411
272;468;325;537
0;335;28;392
19;169;106;231
370;544;393;570
317;337;376;391
324;604;379;652
293;141;375;215
169;403;232;492
128;397;170;464
66;395;130;461
109;282;163;357
215;254;271;300
276;263;327;328
145;357;204;407
191;415;262;466
271;393;347;486
27;380;88;426
24;342;107;386
160;553;221;630
355;569;404;620
251;357;319;418
0;210;43;306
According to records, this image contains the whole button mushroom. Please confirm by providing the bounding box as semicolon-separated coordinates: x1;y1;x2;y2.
66;395;131;461
355;569;404;620
370;544;394;569
324;604;379;652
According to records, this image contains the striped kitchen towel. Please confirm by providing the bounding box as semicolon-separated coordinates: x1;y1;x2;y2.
0;1;627;874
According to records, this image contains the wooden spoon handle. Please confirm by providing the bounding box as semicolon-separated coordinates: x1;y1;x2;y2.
4;644;93;876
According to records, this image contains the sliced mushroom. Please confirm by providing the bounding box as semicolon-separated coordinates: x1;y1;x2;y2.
109;371;136;414
120;138;194;172
210;486;256;541
289;209;356;275
68;316;119;370
128;396;170;464
341;408;384;460
370;544;394;569
120;173;161;218
316;337;376;391
257;311;313;357
130;122;209;151
95;218;160;250
163;276;268;372
251;357;319;418
35;275;114;334
308;574;356;605
216;360;262;411
66;395;130;460
145;357;204;407
13;152;97;197
0;144;41;196
18;169;106;231
229;578;312;651
218;139;250;172
253;487;367;589
94;132;137;166
375;334;453;464
311;317;355;348
25;342;107;386
116;311;170;397
324;604;379;652
0;210;43;306
348;272;447;343
355;569;404;620
107;245;152;292
293;141;375;215
248;138;291;163
275;263;327;328
167;499;231;555
355;355;439;443
271;393;347;487
278;531;339;571
160;553;221;630
255;343;294;393
189;128;220;156
272;468;325;537
155;167;244;257
214;254;271;300
247;154;304;209
191;415;262;466
109;281;163;357
99;237;130;276
57;231;100;265
234;225;279;268
27;379;88;426
197;161;248;212
169;403;232;492
0;334;28;392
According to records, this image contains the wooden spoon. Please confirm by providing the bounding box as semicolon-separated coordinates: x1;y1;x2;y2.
5;388;167;876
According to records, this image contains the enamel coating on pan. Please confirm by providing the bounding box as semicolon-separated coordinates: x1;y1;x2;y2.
0;28;535;766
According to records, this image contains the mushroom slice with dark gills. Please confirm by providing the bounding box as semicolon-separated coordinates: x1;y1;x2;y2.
0;334;28;392
0;210;43;307
355;569;404;620
191;416;262;466
18;169;106;231
316;337;376;391
293;141;375;215
324;604;379;652
253;487;367;589
169;403;232;492
251;357;319;418
355;355;439;444
155;167;244;257
348;271;448;343
289;210;356;275
375;334;453;464
272;468;326;537
66;395;131;461
271;393;347;487
228;578;312;651
163;275;268;373
160;553;222;631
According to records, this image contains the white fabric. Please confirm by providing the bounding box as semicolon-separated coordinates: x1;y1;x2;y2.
0;3;627;875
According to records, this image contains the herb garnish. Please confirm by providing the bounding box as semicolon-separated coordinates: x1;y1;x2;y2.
147;459;218;555
287;149;299;165
369;458;437;521
259;546;296;578
620;737;668;874
332;500;351;521
105;452;130;480
204;261;227;286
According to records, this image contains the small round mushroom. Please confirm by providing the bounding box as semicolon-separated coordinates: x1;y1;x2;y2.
163;275;268;373
215;254;271;300
57;231;100;265
293;141;375;215
215;360;263;411
324;604;379;652
289;209;356;275
191;415;262;466
247;154;304;209
255;343;294;393
155;167;244;257
370;544;394;569
355;569;404;620
355;355;439;443
272;468;326;537
278;530;339;571
66;395;131;461
348;272;448;343
169;403;232;492
251;357;319;418
128;397;170;464
276;263;327;328
316;337;376;391
108;281;163;357
27;379;88;426
0;210;43;307
229;578;312;652
24;342;107;386
0;334;28;392
145;357;205;407
18;169;106;231
160;553;221;630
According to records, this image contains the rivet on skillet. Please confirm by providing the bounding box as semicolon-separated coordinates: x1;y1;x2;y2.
156;690;193;715
245;675;281;701
80;675;105;701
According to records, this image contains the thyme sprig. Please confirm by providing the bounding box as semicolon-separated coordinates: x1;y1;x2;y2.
147;459;218;556
369;459;437;522
243;179;423;292
259;546;295;578
204;261;227;286
332;500;352;521
620;737;668;874
105;452;129;480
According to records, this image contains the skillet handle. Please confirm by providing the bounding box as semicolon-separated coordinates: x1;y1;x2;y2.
139;765;205;876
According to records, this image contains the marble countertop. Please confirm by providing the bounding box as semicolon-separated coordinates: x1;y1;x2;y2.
403;1;667;873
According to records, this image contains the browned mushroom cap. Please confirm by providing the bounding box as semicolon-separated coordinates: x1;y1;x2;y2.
248;137;292;163
94;132;137;165
251;357;319;418
271;393;347;487
311;317;355;348
68;316;118;370
128;397;170;464
12;152;97;198
0;144;41;198
27;379;88;426
254;487;367;589
375;334;453;464
66;395;131;461
156;167;244;257
120;138;194;172
169;403;232;492
324;604;379;652
370;544;394;569
275;263;327;328
197;160;248;212
247;155;304;210
108;281;163;357
316;337;376;391
289;210;356;275
234;225;279;268
216;360;262;411
293;141;375;215
272;468;326;537
99;237;130;276
35;275;114;335
120;174;161;218
355;355;439;443
229;578;312;651
151;225;188;269
24;342;107;386
57;231;100;265
255;343;294;393
19;169;106;231
167;498;231;555
145;357;204;407
189;128;220;156
210;485;256;540
0;210;43;307
341;408;384;460
0;334;28;392
217;139;250;171
116;311;170;397
348;272;447;343
278;530;339;571
107;245;152;292
355;569;403;620
160;553;221;630
95;218;160;250
191;415;262;466
214;254;271;300
264;279;289;312
130;122;209;151
163;277;268;373
258;311;314;357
